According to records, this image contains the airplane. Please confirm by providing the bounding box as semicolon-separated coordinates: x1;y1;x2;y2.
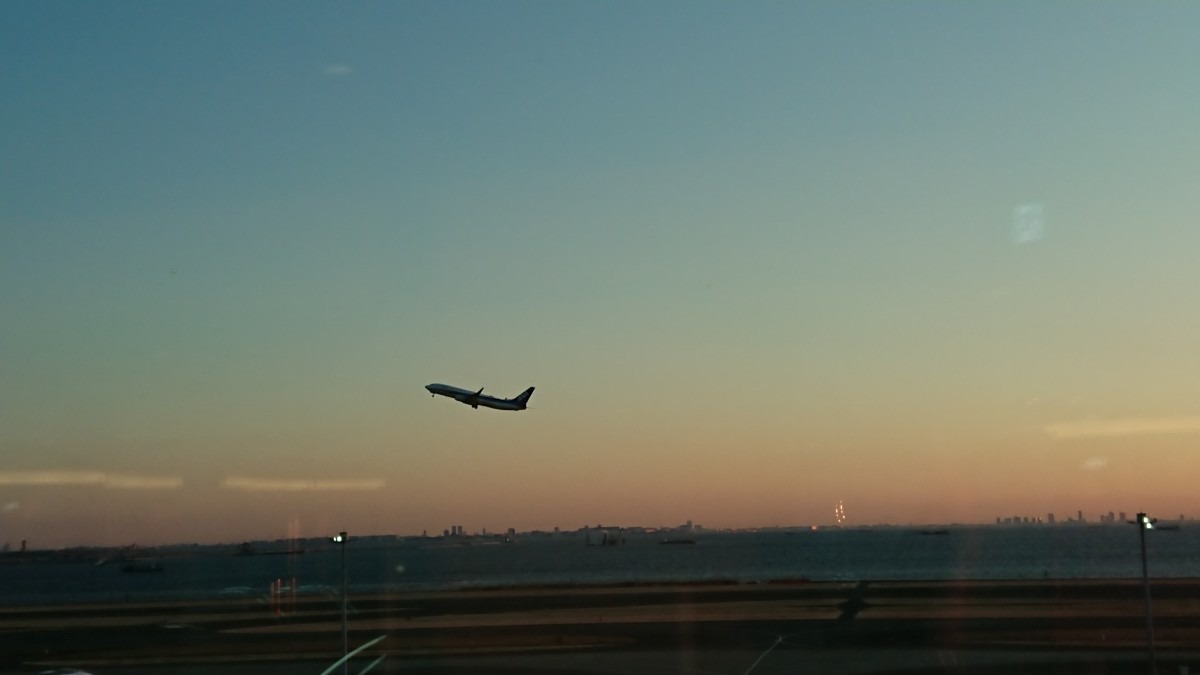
425;383;535;411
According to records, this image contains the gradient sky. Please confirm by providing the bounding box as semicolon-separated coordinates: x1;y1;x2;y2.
3;2;1200;548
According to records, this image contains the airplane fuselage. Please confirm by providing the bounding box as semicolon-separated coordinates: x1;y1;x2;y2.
425;383;534;411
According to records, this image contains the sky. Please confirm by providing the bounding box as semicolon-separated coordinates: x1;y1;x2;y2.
3;2;1200;548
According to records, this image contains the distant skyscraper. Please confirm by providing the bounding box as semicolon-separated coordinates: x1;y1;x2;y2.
1047;513;1055;524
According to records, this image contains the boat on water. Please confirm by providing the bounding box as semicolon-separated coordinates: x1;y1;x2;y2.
660;538;696;545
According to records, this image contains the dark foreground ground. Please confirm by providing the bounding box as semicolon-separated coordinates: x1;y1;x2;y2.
3;579;1200;674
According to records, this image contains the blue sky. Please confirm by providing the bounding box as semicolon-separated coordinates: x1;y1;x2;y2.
4;2;1200;546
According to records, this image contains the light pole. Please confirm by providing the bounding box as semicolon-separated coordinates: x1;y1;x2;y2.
330;531;348;675
1129;513;1156;675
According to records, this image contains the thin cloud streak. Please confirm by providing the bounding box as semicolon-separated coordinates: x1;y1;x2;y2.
221;476;385;492
0;471;182;489
104;475;184;490
1044;416;1200;439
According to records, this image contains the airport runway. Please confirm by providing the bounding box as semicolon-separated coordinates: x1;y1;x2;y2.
5;580;1200;674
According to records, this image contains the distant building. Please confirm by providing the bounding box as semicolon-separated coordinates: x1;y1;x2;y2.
1047;513;1055;524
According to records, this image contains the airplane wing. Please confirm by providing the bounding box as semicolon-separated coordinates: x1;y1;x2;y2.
467;387;483;409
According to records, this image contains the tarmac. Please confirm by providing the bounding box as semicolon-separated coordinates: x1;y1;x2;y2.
3;579;1199;674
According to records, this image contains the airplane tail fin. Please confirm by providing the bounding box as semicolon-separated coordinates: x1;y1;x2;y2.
513;386;535;408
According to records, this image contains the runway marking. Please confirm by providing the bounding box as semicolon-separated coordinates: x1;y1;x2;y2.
318;634;387;675
356;654;386;675
743;634;787;675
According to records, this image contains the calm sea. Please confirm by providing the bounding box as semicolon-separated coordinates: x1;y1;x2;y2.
3;526;1198;606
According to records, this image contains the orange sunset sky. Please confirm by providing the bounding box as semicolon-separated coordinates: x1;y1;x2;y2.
3;2;1200;548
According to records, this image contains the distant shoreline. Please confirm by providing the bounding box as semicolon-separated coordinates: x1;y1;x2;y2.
3;520;1190;558
5;526;1198;610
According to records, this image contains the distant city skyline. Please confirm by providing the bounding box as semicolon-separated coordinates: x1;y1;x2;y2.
10;510;1200;555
